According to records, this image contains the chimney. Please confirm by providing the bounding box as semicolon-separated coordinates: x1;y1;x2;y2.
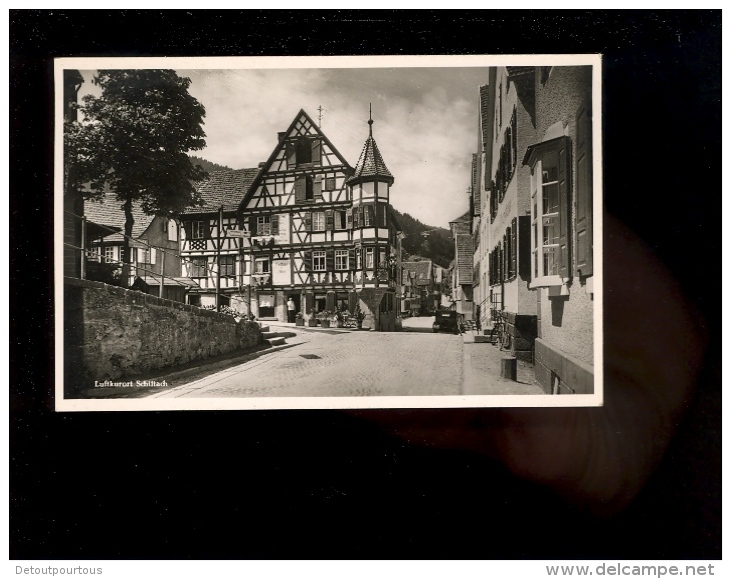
278;132;286;141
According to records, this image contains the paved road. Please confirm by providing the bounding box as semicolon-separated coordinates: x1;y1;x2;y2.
152;318;464;398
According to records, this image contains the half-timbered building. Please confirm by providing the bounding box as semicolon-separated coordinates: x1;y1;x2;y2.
236;109;400;329
178;168;260;309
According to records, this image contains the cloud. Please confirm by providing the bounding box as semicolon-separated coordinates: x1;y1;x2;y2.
78;66;488;228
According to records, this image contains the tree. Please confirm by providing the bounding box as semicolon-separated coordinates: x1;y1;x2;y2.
65;70;207;286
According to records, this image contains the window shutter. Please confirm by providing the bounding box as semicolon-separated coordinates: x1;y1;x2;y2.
311;139;321;167
348;291;357;313
558;138;571;279
381;205;387;227
497;241;503;282
304;212;312;232
313;176;322;200
286;141;296;169
353;206;361;228
303;250;312;272
248;216;257;236
510;217;518;278
305;292;314;314
326;249;334;272
361;247;366;269
574;100;593;277
151;248;156;265
512;109;518;172
294;176;306;203
348;249;354;270
271;214;279;236
325;209;334;231
346;207;353;229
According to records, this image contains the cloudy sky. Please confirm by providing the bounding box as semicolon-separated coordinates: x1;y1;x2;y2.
78;63;490;228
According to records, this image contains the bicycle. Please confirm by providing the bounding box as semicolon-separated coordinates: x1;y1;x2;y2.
488;309;512;351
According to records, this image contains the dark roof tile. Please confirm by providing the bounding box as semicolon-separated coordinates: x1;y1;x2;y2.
185;168;260;214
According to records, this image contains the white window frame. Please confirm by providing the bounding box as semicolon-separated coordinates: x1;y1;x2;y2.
254;258;270;274
103;246;115;263
529;156;564;288
312;212;325;232
365;248;374;269
312;250;326;271
256;216;271;236
192;221;206;239
335;249;348;271
363;207;372;227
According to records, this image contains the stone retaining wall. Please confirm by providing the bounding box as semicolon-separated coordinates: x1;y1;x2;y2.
64;278;262;392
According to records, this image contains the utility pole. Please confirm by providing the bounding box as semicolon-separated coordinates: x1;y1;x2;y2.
159;247;165;299
215;204;223;311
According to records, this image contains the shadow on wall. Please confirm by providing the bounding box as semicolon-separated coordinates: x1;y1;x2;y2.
551;295;568;327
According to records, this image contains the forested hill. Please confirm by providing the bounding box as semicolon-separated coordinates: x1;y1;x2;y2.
189;155;234;175
392;208;455;269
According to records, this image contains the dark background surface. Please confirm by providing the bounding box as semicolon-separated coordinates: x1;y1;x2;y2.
10;11;721;559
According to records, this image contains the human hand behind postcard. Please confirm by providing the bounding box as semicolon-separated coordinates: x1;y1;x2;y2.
357;214;707;516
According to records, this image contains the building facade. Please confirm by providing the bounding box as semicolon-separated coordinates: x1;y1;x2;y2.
475;65;595;392
178;168;259;309
449;211;474;321
522;65;594;394
84;195;191;302
234;109;400;330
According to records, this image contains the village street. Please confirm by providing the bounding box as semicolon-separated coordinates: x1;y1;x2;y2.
148;316;543;399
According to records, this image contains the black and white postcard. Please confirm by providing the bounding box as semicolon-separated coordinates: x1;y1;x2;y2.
56;54;602;410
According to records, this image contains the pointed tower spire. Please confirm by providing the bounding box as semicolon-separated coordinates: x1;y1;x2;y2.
347;105;394;186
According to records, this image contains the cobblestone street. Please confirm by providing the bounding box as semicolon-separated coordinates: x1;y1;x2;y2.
151;322;464;398
148;316;544;399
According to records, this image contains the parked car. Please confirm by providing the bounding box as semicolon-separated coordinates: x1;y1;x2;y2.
432;310;460;334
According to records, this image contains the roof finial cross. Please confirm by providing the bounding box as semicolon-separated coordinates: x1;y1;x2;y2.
368;103;374;136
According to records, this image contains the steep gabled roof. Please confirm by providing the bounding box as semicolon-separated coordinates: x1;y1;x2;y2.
347;119;394;185
84;192;154;242
184;168;260;215
239;109;352;212
401;260;433;285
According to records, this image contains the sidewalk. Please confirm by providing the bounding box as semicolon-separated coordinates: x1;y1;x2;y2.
461;331;544;395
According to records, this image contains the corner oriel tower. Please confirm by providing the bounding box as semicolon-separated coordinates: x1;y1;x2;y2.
347;106;396;289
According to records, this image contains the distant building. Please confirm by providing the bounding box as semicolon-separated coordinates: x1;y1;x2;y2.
449;211;474;321
84;194;193;303
401;260;441;315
